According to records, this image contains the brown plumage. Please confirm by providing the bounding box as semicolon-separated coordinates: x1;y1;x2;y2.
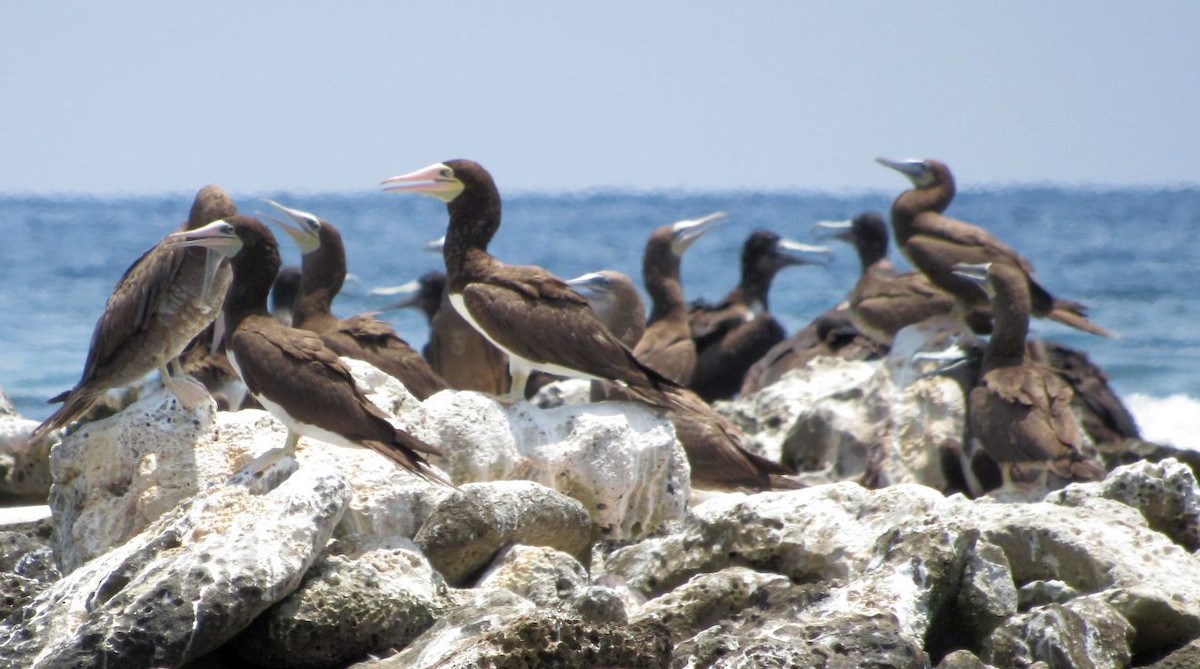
956;261;1105;488
34;185;237;440
878;158;1114;338
168;216;444;482
819;212;956;345
739;305;881;395
635;212;728;385
382;159;677;403
566;271;646;350
265;200;448;400
570;264;795;490
688;230;827;402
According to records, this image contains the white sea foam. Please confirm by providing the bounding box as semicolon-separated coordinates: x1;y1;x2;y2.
1127;393;1200;451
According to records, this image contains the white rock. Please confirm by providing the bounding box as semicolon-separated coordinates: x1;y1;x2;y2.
420;391;689;540
0;465;349;668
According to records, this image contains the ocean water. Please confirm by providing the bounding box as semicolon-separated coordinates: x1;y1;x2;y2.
2;187;1198;446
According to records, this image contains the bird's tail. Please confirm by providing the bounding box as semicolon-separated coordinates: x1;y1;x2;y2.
364;431;452;486
32;388;100;443
626;384;795;491
1049;299;1116;338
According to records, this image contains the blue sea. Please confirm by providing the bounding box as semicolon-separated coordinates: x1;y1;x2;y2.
2;188;1198;447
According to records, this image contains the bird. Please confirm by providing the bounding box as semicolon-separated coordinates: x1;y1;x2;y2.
952;261;1105;490
688;229;829;402
569;266;796;490
33;185;237;440
381;159;678;404
270;265;302;325
263;200;448;400
166;215;445;481
632;212;729;386
816;212;955;347
565;270;646;350
382;237;511;396
378;270;446;326
738;305;880;395
381;160;801;489
877;158;1114;338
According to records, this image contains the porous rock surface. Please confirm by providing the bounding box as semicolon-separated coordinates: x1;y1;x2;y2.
4;350;1200;668
0;465;348;668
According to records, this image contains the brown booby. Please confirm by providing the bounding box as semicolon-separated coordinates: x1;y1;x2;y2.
264;200;448;400
33;185;237;440
738;305;881;395
166;216;444;480
380;271;446;325
381;160;677;404
688;230;828;402
817;212;956;346
565;271;646;350
568;266;796;490
953;261;1105;489
633;212;728;386
877;158;1114;338
270;265;303;325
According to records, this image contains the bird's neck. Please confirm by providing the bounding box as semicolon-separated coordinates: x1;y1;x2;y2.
891;184;954;244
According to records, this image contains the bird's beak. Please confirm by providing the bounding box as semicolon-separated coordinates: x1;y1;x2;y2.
876;157;933;187
813;219;856;244
262;199;321;255
166;219;242;304
423;236;446;253
951;262;997;300
670;211;729;255
368;279;425;311
951;262;991;287
774;238;831;267
381;163;465;203
565;272;611;300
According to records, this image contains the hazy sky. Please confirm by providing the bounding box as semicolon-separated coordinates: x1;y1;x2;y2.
3;2;1196;194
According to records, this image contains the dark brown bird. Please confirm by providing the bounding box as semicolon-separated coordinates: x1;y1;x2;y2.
565;270;646;350
817;212;956;346
167;216;444;481
570;264;795;491
33;185;237;440
270;265;302;325
378;270;446;325
877;158;1114;338
688;229;828;402
633;211;729;386
264;200;448;400
953;261;1105;489
381;159;678;404
739;305;881;395
379;237;511;396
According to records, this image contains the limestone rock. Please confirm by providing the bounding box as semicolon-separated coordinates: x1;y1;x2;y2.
1047;457;1200;550
632;566;792;644
603;482;945;598
351;587;536;668
474;544;588;607
231;544;451;668
982;596;1134;669
49;377;450;573
415;481;593;586
420;390;689;539
718;357;966;491
0;390;50;501
0;466;349;668
0;519;59;621
363;608;673;669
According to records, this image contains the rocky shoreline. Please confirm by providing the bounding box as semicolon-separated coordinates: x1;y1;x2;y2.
2;354;1199;668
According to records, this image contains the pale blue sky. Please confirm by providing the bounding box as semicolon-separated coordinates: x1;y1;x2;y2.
2;2;1196;194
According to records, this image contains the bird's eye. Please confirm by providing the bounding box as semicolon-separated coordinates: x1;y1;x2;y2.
439;168;453;180
220;223;234;235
